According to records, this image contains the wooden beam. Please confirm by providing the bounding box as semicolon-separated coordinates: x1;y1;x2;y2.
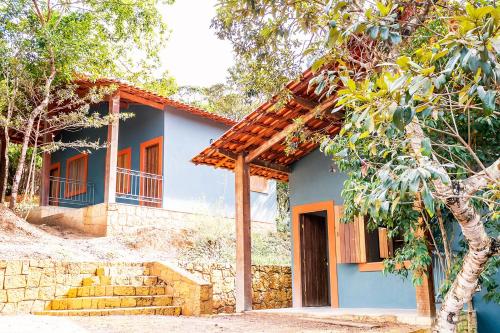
0;137;6;203
245;97;337;163
217;149;290;175
39;124;51;206
235;153;252;312
104;93;120;204
250;158;291;175
292;93;319;110
120;91;164;110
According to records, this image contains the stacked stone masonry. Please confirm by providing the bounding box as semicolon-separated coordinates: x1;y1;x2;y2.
0;260;212;316
180;263;292;314
28;203;274;237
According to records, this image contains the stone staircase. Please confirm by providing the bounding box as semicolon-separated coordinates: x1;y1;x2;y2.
34;263;182;316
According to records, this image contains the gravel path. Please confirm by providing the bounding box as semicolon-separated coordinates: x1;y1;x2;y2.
0;313;420;333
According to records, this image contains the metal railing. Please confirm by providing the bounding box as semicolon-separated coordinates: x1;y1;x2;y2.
116;167;163;205
48;176;95;207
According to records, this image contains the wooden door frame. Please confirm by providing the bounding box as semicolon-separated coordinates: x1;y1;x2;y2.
139;136;163;207
292;201;338;308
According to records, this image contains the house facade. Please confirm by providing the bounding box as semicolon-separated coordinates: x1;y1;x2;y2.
28;80;277;236
192;70;499;332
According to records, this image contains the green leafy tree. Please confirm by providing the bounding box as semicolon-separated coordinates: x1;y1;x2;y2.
176;83;260;120
212;0;327;98
0;0;173;208
214;1;499;331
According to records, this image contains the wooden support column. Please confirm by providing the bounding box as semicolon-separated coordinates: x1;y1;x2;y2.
415;268;436;317
0;137;6;203
39;151;51;206
414;197;436;318
39;127;51;206
235;153;252;312
104;93;120;204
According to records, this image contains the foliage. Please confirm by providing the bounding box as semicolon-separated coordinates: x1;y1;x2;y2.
314;0;499;302
276;181;291;232
175;216;290;265
175;83;260;120
6;144;42;195
212;0;328;98
214;0;500;318
0;0;173;206
140;71;178;97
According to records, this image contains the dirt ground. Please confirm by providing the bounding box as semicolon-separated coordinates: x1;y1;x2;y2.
0;313;420;333
0;206;177;261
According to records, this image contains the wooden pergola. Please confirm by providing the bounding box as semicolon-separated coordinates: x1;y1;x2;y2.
192;68;343;311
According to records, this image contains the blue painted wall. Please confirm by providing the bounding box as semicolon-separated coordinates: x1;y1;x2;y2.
116;104;165;205
449;225;500;333
289;149;416;309
50;102;278;224
163;106;277;223
50;102;165;207
51;103;108;206
474;270;500;333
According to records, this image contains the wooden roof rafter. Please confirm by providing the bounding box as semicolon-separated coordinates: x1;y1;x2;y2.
191;66;344;182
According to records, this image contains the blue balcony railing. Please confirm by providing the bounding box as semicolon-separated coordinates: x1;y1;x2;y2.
48;176;95;207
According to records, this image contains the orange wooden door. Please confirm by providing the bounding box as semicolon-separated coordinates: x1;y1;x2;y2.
140;140;162;207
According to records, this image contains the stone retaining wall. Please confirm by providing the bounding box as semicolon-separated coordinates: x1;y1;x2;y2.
28;203;274;237
0;260;212;316
180;263;292;313
107;203;275;236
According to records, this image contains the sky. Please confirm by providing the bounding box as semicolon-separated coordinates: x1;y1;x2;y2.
159;0;235;87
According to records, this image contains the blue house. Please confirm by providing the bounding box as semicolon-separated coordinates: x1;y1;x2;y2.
192;70;499;332
30;79;277;236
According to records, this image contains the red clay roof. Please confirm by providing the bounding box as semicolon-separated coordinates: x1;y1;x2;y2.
76;78;236;126
191;68;344;182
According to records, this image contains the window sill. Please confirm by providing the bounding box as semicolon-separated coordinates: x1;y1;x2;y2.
358;261;411;272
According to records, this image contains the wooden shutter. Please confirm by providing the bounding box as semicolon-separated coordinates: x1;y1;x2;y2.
334;205;367;264
378;227;393;259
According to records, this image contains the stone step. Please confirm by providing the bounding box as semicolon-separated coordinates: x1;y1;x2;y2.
81;275;161;286
67;285;171;298
108;275;159;286
107;267;150;276
48;295;173;310
35;305;182;316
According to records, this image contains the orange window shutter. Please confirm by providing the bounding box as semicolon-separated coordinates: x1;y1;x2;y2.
378;227;393;259
334;205;366;264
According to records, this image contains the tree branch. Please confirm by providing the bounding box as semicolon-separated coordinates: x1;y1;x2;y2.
462;158;500;197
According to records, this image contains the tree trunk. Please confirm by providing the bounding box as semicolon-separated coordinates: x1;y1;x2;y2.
24;117;41;200
1;76;16;203
405;120;499;333
9;116;36;209
9;56;56;209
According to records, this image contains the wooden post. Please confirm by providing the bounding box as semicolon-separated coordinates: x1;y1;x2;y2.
0;137;6;203
39;152;51;206
416;267;436;317
39;128;51;206
235;153;252;312
414;197;436;318
104;93;120;204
